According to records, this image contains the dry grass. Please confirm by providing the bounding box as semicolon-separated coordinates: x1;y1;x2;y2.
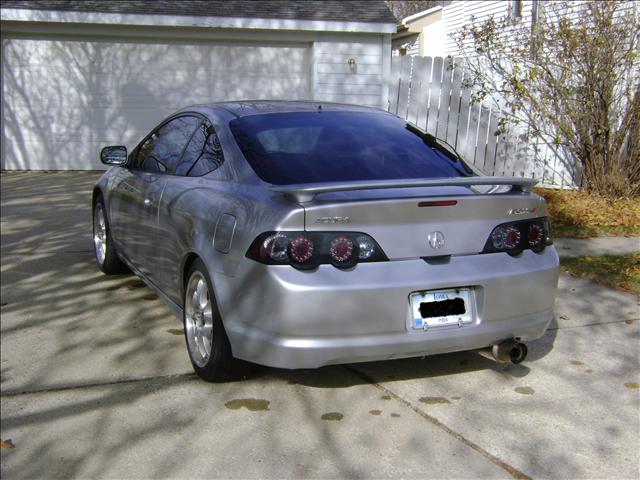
561;254;640;295
535;188;640;238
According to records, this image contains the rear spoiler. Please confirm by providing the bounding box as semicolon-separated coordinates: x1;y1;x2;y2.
270;176;538;203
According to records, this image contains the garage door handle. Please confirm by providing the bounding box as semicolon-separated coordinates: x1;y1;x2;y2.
144;198;153;208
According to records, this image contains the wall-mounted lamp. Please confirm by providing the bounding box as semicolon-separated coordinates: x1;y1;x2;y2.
347;57;357;73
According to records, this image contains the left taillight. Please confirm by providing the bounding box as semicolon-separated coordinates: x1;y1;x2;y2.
246;231;388;269
483;218;552;255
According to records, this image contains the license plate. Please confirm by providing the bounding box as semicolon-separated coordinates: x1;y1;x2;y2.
410;288;473;330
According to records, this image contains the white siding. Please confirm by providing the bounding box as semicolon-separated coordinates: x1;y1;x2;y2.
391;33;419;57
441;0;638;57
406;35;420;56
541;0;639;24
312;33;388;108
442;0;534;57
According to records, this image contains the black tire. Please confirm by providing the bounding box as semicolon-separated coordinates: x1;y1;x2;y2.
183;258;239;382
93;195;128;274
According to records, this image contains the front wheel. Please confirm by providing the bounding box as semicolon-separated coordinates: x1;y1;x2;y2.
93;196;128;274
184;259;238;382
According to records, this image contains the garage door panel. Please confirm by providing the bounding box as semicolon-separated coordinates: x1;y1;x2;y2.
5;71;308;107
6;104;163;145
1;37;311;170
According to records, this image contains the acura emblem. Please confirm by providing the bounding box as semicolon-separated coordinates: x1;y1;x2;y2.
428;231;445;249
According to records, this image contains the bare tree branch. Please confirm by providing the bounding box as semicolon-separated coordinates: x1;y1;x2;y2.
454;0;640;197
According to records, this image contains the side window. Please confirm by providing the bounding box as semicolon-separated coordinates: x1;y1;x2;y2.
137;134;165;173
135;116;201;174
174;123;225;177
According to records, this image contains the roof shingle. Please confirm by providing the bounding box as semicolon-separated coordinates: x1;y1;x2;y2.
0;0;397;24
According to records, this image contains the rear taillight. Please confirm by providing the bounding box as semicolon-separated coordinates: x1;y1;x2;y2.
264;234;290;262
355;235;375;260
483;218;552;255
528;223;545;250
290;235;315;263
246;231;388;269
329;236;354;263
491;225;521;250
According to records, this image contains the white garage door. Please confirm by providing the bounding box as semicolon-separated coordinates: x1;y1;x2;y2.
1;36;311;170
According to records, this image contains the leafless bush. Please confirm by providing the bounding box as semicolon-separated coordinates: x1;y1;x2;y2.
455;1;639;198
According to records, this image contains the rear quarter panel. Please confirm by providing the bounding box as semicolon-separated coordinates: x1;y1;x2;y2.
159;176;305;309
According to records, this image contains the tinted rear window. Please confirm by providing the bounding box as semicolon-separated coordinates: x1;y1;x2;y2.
229;112;472;185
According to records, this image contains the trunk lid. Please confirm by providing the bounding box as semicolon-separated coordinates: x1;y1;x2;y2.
301;186;545;259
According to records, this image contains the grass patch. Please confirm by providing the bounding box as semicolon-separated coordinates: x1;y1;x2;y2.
561;253;640;295
535;188;640;238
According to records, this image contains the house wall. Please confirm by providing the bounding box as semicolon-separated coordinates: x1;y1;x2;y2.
391;33;419;57
441;0;534;57
313;32;390;108
441;0;639;57
1;19;392;170
420;19;445;57
434;0;640;186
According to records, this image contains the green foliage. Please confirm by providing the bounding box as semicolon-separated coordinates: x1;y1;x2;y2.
456;1;640;198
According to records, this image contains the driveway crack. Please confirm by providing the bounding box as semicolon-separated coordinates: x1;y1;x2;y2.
343;364;532;480
1;372;197;397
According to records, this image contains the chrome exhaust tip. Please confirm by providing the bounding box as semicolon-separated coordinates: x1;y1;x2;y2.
490;340;528;364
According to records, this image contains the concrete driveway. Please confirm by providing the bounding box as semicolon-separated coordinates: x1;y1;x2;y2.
1;172;638;479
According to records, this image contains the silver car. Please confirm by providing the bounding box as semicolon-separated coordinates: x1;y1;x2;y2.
93;101;559;381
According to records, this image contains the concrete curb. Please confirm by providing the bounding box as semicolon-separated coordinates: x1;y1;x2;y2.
554;236;639;258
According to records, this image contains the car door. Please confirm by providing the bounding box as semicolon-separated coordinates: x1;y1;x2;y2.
107;149;166;268
117;115;202;278
150;120;227;301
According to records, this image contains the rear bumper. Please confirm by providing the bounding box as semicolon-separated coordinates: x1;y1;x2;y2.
218;247;559;368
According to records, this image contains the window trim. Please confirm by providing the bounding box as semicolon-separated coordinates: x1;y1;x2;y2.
174;118;207;174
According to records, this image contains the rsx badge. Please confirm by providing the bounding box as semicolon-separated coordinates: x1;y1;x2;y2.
315;216;350;224
508;207;536;215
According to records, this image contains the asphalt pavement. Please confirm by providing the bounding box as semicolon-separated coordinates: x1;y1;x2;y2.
1;172;638;479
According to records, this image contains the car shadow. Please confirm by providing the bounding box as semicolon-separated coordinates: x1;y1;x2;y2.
237;336;558;388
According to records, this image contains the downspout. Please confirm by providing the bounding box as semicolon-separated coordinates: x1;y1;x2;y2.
530;0;539;58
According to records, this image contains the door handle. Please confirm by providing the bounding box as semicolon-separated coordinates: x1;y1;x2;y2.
144;198;153;208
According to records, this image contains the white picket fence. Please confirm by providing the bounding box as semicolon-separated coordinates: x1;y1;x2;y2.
387;55;578;187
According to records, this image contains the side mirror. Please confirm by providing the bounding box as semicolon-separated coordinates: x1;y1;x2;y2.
100;146;127;166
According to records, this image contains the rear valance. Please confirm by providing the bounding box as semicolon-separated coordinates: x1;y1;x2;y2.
271;177;538;203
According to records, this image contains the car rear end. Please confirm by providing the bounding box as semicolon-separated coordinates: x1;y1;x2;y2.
219;106;559;368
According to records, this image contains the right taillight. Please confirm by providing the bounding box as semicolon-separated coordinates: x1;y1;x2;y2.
246;231;388;269
484;218;552;255
527;223;545;249
329;236;354;263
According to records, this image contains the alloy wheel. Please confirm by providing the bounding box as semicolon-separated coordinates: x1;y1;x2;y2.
184;271;214;367
93;203;107;265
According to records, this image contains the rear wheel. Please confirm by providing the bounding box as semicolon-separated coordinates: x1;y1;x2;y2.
93;196;128;274
184;259;238;382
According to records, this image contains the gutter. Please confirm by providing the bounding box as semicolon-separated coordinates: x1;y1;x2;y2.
0;8;396;34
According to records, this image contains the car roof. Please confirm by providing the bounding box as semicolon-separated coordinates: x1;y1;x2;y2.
202;100;386;119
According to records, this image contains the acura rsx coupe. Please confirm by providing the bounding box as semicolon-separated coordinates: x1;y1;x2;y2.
93;101;559;381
